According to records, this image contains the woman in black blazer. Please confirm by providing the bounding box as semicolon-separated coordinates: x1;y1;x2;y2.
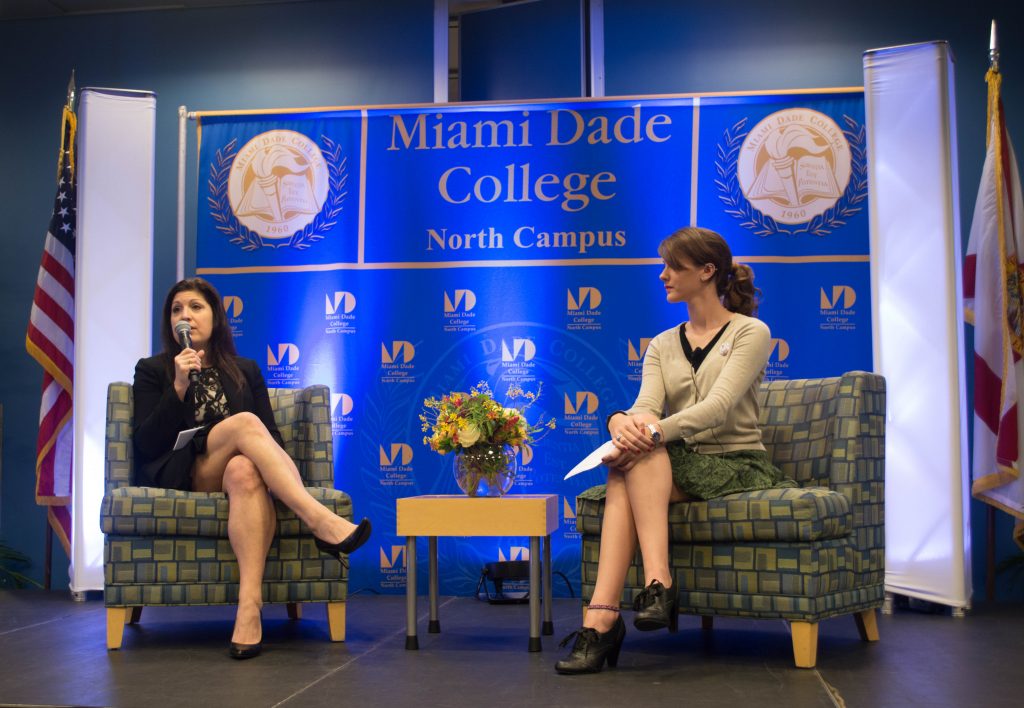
133;278;371;659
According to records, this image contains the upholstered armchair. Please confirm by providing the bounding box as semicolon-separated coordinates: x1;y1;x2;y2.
100;382;351;650
577;371;885;668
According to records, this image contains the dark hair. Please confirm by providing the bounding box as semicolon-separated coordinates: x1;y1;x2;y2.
657;226;760;316
160;277;243;388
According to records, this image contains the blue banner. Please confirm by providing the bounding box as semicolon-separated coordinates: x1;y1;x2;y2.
195;90;871;597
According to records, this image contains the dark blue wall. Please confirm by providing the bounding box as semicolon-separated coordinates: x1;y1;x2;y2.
460;0;581;100
2;0;1021;601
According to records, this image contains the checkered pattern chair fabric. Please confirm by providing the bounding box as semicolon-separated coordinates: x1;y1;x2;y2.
101;382;350;610
577;371;885;626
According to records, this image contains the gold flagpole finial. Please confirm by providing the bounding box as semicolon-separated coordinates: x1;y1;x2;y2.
57;71;78;183
990;20;999;70
65;70;76;111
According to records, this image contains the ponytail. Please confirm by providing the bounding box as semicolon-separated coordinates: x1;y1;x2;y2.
721;263;760;316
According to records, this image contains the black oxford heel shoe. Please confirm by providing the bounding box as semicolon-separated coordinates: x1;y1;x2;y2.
554;615;626;675
632;579;679;633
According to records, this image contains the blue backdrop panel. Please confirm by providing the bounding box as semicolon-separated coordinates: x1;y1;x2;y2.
363;99;694;263
195;90;870;597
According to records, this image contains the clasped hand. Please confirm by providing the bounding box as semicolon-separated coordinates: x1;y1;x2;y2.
602;414;657;471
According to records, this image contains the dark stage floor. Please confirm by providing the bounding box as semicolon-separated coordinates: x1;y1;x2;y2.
0;591;1019;707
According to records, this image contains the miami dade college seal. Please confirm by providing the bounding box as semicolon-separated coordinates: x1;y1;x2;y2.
717;108;867;237
208;129;347;251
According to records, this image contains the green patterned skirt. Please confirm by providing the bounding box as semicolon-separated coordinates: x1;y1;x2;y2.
579;443;795;502
666;443;795;499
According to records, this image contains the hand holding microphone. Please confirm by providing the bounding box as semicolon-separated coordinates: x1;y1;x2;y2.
173;321;203;388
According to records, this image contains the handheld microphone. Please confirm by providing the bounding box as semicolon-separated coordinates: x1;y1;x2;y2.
173;321;201;385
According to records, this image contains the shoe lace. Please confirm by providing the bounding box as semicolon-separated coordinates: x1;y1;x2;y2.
558;627;599;654
632;580;664;612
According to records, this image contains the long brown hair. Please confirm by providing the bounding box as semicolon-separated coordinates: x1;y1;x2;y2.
160;277;243;388
657;226;760;316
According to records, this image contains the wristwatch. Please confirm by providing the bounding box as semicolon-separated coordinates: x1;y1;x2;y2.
646;423;663;445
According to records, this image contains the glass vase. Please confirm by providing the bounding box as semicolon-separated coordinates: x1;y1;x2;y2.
453;444;517;497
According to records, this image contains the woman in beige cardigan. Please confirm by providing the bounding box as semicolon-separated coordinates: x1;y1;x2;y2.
555;227;793;675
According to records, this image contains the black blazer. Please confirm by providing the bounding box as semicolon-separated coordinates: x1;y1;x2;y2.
132;353;284;490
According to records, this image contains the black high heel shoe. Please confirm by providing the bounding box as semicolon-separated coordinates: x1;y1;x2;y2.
315;517;372;560
632;579;679;633
229;610;262;660
554;615;626;675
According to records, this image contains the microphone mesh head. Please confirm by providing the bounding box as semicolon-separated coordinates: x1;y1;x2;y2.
174;320;192;348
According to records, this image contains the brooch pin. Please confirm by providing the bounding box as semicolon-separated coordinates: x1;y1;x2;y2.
719;341;732;356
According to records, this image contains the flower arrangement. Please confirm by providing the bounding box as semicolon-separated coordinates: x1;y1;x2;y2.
420;381;554;453
420;381;556;495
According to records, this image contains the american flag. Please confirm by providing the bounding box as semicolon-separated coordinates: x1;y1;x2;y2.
25;104;77;556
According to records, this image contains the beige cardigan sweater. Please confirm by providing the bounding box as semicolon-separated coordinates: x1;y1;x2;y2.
626;313;771;453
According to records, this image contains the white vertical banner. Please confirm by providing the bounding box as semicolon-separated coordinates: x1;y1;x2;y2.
863;42;972;608
73;88;156;593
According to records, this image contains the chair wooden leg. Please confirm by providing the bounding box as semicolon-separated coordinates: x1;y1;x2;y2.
127;606;143;624
107;608;129;650
854;608;879;641
287;602;302;620
326;601;346;641
790;621;818;668
701;615;714;630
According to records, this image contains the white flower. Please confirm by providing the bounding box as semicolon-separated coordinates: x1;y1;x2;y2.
458;424;482;447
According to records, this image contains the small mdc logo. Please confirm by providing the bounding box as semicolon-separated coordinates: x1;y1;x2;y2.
379;545;407;589
819;285;857;332
627;338;652;362
627;337;653;382
498;546;530;562
564;391;599;436
820;285;856;310
567;287;602;332
378;442;414;487
332;392;354;416
267;343;300;366
223;296;244;318
380;545;406;570
380;341;416;384
444;289;476;313
563;497;581;539
501;338;536;362
325;291;357;335
443;289;477;333
564;391;599;415
567;287;602;311
766;338;791;380
382;341;415;364
379;443;414;467
769;338;790;362
326;291;357;315
330;393;354;438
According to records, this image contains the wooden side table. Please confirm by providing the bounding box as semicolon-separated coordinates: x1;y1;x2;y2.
396;494;558;652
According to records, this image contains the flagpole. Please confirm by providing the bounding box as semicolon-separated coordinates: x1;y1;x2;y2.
985;19;998;604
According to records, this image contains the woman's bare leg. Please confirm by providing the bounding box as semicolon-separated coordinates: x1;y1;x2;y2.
583;467;636;633
217;455;276;646
193;412;356;544
622;413;688;588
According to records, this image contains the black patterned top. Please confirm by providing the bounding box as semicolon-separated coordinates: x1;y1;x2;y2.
193;368;231;425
